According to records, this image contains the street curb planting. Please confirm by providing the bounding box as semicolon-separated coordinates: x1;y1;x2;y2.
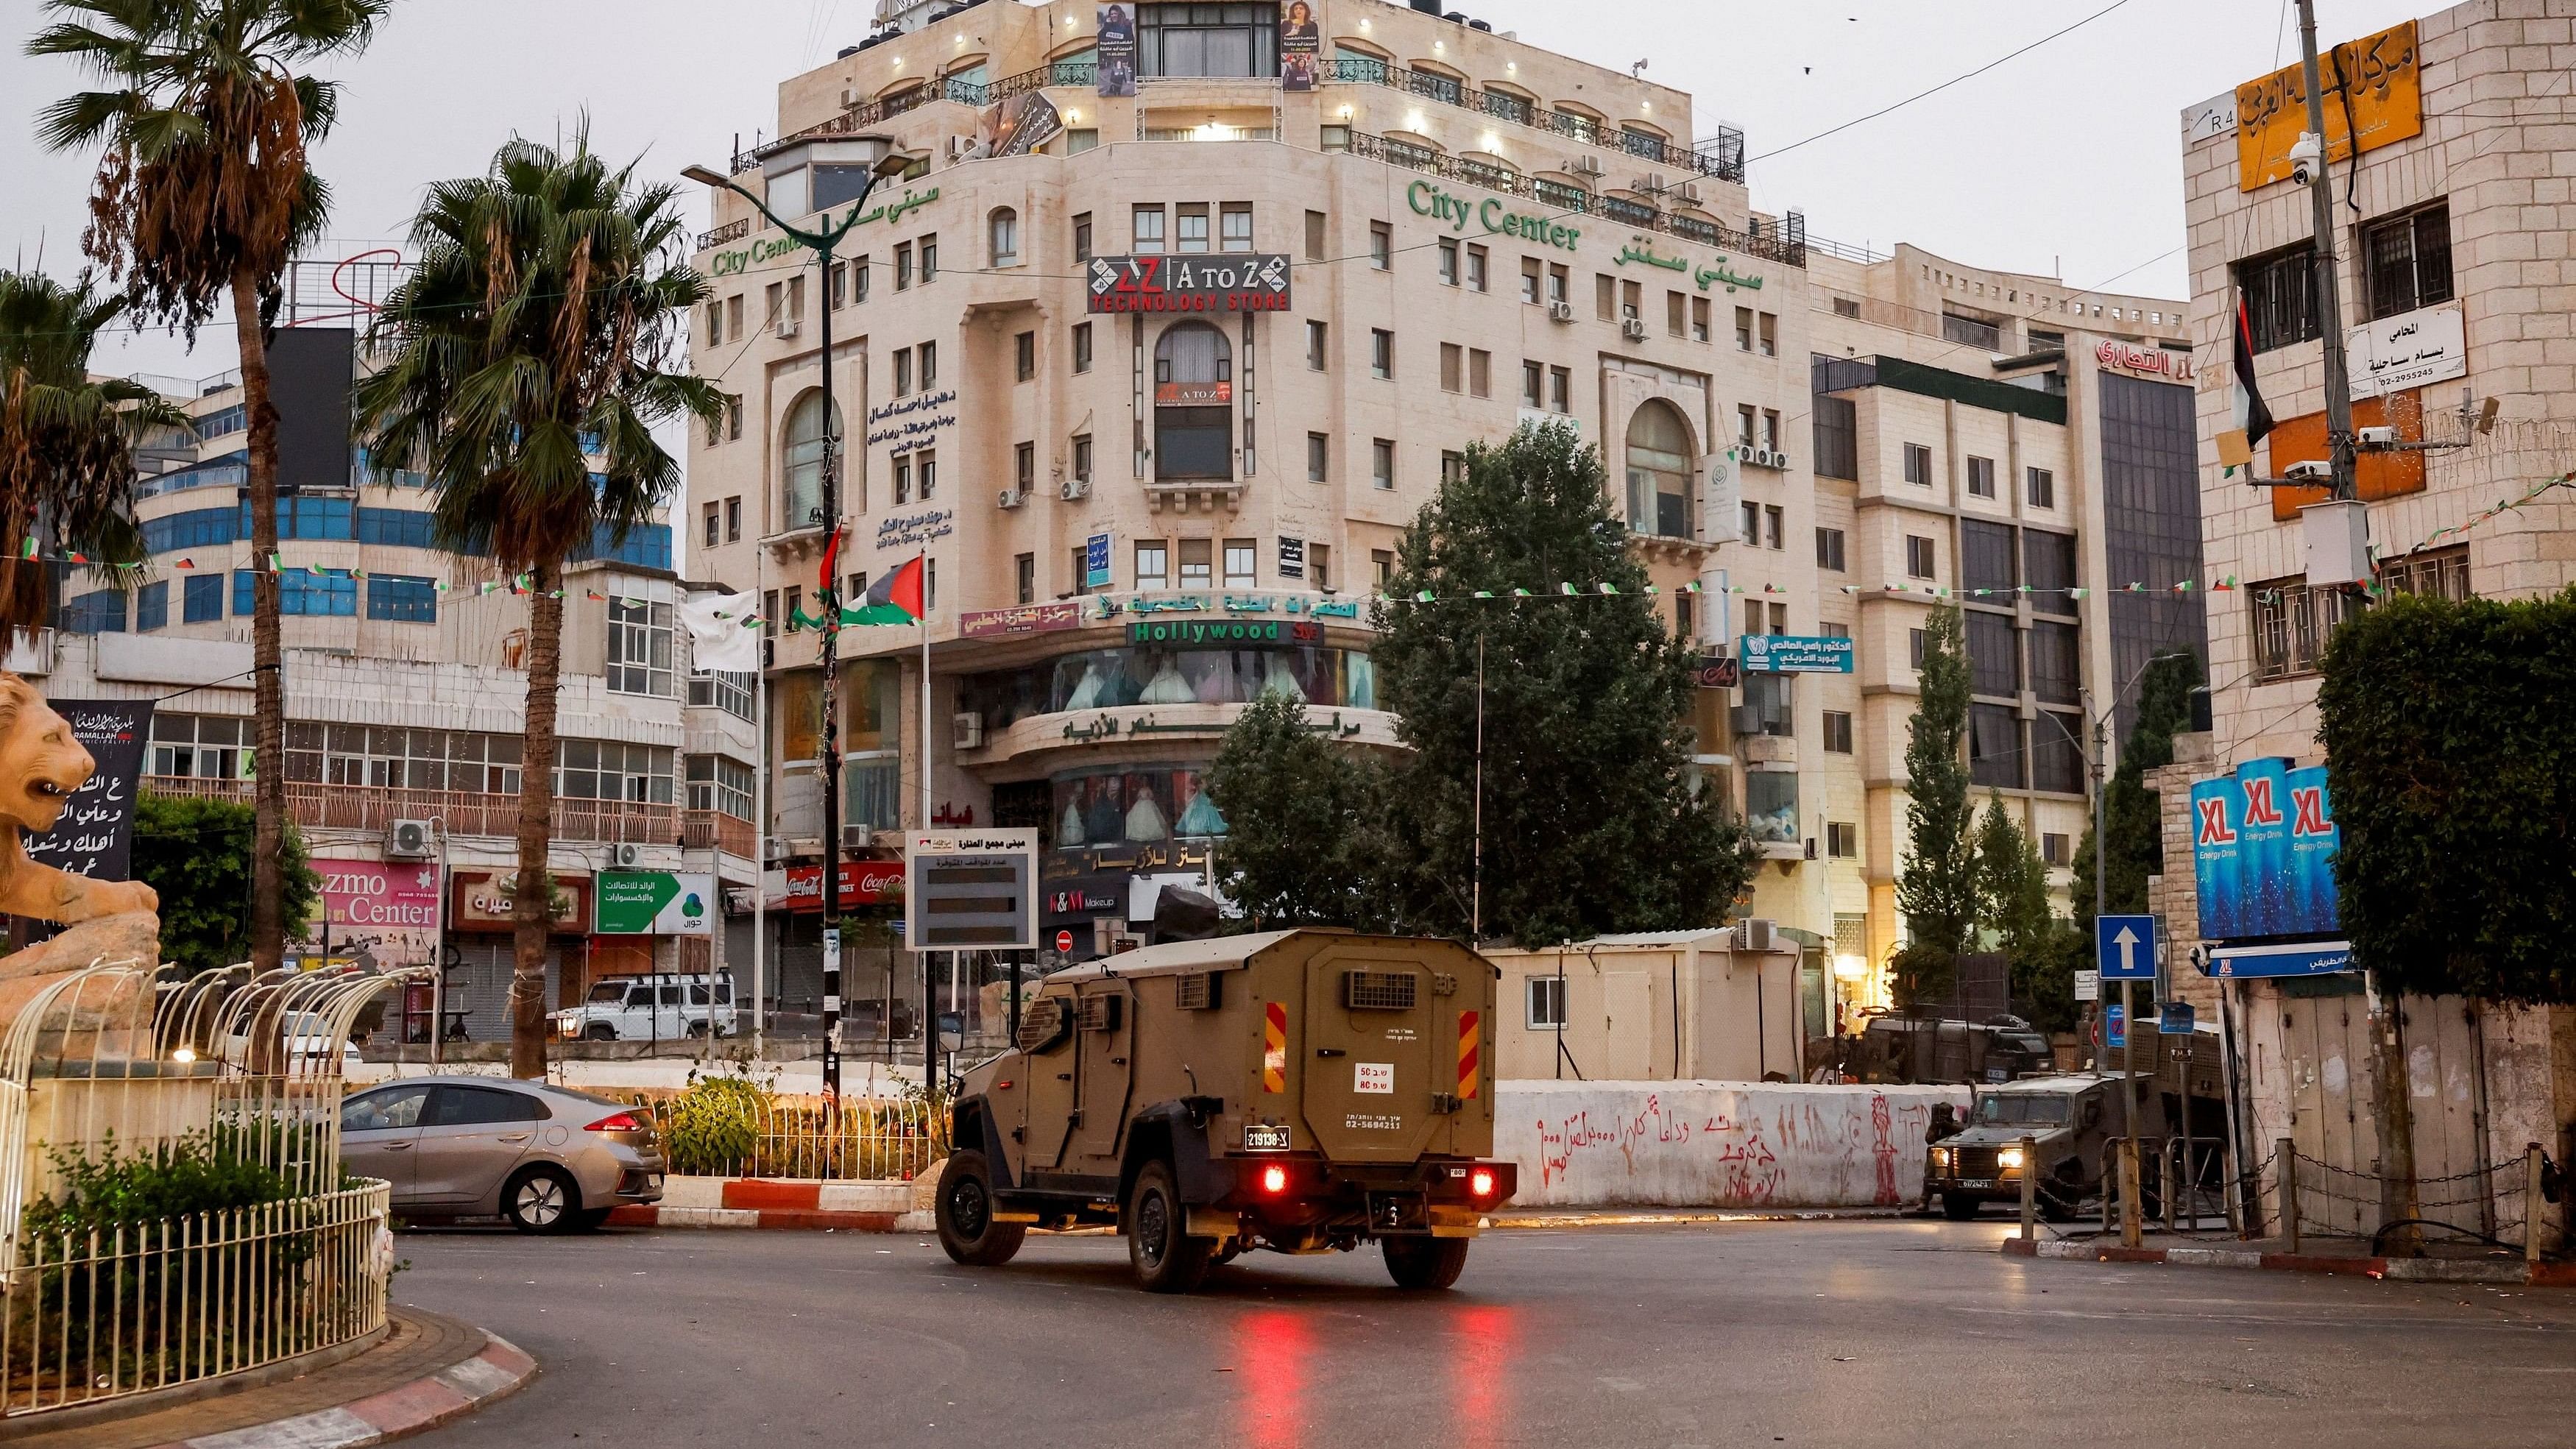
2001;1235;2576;1286
149;1331;537;1449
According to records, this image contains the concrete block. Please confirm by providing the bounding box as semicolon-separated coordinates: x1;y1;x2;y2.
1496;1081;1970;1210
660;1175;726;1209
657;1206;761;1228
818;1181;915;1214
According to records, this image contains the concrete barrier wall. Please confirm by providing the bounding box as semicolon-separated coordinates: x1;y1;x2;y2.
1496;1081;1974;1209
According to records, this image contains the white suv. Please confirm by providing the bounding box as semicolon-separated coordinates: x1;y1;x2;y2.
551;971;737;1043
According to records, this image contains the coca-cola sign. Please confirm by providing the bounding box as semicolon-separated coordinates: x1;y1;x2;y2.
775;861;905;910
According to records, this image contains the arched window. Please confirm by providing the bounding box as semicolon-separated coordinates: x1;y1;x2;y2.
988;207;1020;267
782;389;841;532
1625;401;1695;539
1153;322;1234;480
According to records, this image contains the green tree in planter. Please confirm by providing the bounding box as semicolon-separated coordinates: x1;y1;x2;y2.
1975;790;2082;1032
1205;693;1384;929
1893;604;1973;1007
133;790;319;976
1369;422;1756;946
2072;651;2203;928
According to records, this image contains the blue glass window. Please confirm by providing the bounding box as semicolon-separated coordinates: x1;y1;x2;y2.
142;506;241;555
60;589;127;634
238;496;353;541
183;573;225;623
575;522;673;571
366;574;438;623
356;507;437;548
235;569;356;616
136;580;169;631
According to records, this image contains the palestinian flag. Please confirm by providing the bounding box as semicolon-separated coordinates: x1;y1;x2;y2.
843;553;924;626
2229;290;2275;475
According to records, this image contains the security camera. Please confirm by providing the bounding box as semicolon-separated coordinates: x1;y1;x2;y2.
2282;458;2332;481
2287;131;2324;186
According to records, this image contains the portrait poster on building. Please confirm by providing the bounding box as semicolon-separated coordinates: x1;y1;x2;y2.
1279;1;1320;91
1096;4;1138;96
22;699;152;885
984;91;1065;159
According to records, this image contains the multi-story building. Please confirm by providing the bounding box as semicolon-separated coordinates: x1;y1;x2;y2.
26;304;760;1041
685;0;2201;1030
2173;3;2576;1227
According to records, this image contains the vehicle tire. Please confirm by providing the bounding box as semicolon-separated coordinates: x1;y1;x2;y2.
935;1150;1027;1266
584;1024;616;1042
1125;1161;1213;1294
1940;1192;1983;1222
503;1165;581;1234
1382;1236;1471;1290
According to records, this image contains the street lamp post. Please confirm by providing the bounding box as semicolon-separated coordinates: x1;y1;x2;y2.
684;140;907;1111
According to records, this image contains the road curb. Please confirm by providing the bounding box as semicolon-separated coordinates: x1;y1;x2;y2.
155;1330;536;1449
609;1202;935;1233
2001;1236;2563;1285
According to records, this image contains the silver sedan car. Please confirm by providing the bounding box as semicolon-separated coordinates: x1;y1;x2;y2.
340;1076;665;1232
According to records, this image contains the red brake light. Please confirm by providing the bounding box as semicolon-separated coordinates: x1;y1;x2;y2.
1260;1164;1289;1194
584;1112;645;1133
1469;1168;1496;1199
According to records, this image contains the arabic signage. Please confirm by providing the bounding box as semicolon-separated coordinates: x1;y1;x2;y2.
962;601;1088;639
595;871;715;935
302;860;442;966
2095;339;2193;382
1409;180;1582;252
1116;592;1362;620
776;860;905;911
22;699;150;888
1085;254;1292;313
1044;838;1211;880
1129;619;1319;647
2235;18;2421;191
1276;536;1304;580
2349;301;2463;400
1085;532;1112;590
875;508;953;551
2191;759;2340;942
982;92;1061;160
906;829;1038;952
451;871;592;933
1692;653;1741;690
866;389;955;449
705;188;940;276
1738;634;1855;674
1611;236;1764;292
2204;940;2355;979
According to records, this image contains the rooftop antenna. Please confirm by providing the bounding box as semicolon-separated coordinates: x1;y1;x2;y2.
1630;59;1648;79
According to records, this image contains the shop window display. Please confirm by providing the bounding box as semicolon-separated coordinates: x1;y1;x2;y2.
961;645;1376;731
1051;764;1227;849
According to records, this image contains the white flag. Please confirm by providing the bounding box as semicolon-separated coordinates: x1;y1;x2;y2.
679;591;759;673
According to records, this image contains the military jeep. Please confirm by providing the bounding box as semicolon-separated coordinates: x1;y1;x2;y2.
934;929;1518;1292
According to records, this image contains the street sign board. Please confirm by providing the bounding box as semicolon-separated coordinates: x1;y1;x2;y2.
2096;914;2158;980
2203;940;2355;979
905;829;1038;952
1054;928;1075;954
594;871;715;935
1085;532;1111;590
2073;968;2101;1003
2159;1001;2196;1036
2106;1004;2127;1049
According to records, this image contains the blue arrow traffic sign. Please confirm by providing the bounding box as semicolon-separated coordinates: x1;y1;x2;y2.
2096;913;2158;980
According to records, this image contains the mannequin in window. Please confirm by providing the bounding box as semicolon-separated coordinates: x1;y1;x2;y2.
1139;650;1194;704
1124;775;1170;842
1083;775;1124;845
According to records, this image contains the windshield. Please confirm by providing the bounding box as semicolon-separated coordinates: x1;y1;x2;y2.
1973;1094;2073;1126
587;982;629;1004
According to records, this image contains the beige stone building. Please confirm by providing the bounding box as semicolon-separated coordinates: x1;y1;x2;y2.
2173;2;2576;1234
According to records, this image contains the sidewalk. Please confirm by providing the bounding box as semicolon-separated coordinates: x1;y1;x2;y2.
7;1309;534;1449
2001;1230;2576;1286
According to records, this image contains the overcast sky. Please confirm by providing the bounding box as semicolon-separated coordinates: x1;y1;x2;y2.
4;0;2428;386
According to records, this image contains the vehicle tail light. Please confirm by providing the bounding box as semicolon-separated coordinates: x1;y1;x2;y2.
1260;1164;1289;1194
584;1112;645;1133
1469;1168;1496;1199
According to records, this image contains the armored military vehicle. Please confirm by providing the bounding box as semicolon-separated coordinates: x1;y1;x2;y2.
933;929;1518;1292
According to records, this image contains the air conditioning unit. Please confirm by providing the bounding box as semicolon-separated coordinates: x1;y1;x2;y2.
997;488;1025;509
1633;172;1666;195
946;135;986;161
1058;476;1091;501
386;819;434;860
608;842;645;870
774;316;802;340
952;712;986;751
1568;155;1604;177
1734;917;1776;953
1621;316;1649;342
1546;300;1577;324
1729;704;1765;736
842;823;877;849
1678;180;1704;205
1747;447;1788;470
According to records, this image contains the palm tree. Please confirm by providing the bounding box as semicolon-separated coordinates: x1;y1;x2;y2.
0;269;173;634
32;0;391;974
356;133;717;1077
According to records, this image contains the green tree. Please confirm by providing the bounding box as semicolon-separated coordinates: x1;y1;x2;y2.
1369;422;1755;946
356;133;718;1077
35;0;392;977
132;790;319;977
0;269;171;632
1893;604;1973;1005
1973;792;2053;957
1204;693;1381;928
2071;651;2203;927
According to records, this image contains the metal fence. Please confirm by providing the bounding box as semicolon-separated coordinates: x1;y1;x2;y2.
626;1087;945;1183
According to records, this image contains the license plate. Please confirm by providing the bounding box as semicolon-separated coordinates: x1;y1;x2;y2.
1244;1123;1289;1152
1958;1178;1993;1190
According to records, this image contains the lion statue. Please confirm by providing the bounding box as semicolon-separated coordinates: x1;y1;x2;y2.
0;673;162;1025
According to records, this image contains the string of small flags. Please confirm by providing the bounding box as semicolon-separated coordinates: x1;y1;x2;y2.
1374;578;2226;605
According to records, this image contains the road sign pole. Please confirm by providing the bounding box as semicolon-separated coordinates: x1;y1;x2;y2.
2121;977;2137;1238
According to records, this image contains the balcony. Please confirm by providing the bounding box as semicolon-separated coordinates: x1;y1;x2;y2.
1321;58;1747;183
146;776;756;856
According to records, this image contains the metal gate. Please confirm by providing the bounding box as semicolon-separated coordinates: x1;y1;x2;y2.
2257;980;2490;1239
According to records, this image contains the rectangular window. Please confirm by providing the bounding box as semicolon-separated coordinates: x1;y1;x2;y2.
1371;329;1393;379
1073;433;1093;484
2251;575;2367;681
2364;203;2452;321
828;263;846;310
1465;243;1487;292
725;294;743;339
1307;431;1328;482
606;598;675;696
2034;714;2084;794
893;454;912;504
1903;443;1932;486
233;570;355;617
919;340;938;390
1440;450;1467;486
1176;202;1209;253
1822;710;1853;754
1969;704;2025;790
1369;221;1392;269
1015;441;1036;495
1072;213;1092;262
1133;205;1165;252
2029;619;2081;705
1666;291;1685;337
1526;975;1567;1030
894;347;913;397
1812;392;1857;481
1961;518;2017;594
2023;529;2078;612
1906;534;1936;579
2042;832;2071;867
918;233;936;281
2238;240;2320;352
366;575;438;623
1468;349;1490;399
1073;321;1094;374
1440;341;1462;393
1372;548;1394;587
894;241;913;290
1306;319;1327;371
853;257;871;305
702;503;721;548
1691;295;1710;342
1827;821;1858;860
1941;311;1999;350
1548;264;1568;305
1764;505;1783;550
1621;279;1642;319
1967;456;1995;499
1763;410;1781;452
1514;257;1540;304
787;273;805;320
705;300;723;346
1548;366;1571;413
726;497;741;542
727;395;743;441
1372;439;1394;490
1966;609;2020;696
1223;538;1256;588
1520;360;1543;408
135;580;168;632
1737;405;1757;449
1069;547;1089;595
1015;553;1036;606
1735;306;1753;350
1178;537;1212;589
1139;1;1279;77
1135;540;1170;590
1304;209;1326;260
1220;202;1253;252
916;448;935;499
183;573;224;623
1758;312;1777;356
1815;527;1846;572
1437;236;1459;286
1741;501;1760;548
1015;330;1036;381
2025;466;2055;509
684;755;757;818
1910;628;1929;670
1596;273;1616;321
1309;543;1331;590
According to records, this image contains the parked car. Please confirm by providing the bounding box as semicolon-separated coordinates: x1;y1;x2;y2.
549;970;736;1043
217;1009;363;1075
339;1076;665;1232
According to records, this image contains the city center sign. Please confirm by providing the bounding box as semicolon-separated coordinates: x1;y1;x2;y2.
1405;180;1582;252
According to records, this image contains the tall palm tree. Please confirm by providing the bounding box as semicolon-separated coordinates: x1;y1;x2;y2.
0;269;173;634
356;132;717;1078
32;0;391;974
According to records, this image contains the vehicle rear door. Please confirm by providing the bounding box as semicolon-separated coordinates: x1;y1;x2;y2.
1069;983;1134;1169
1019;992;1080;1174
1301;943;1444;1164
339;1084;430;1202
413;1084;542;1209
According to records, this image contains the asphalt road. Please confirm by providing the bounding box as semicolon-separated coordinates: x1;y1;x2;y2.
394;1219;2576;1449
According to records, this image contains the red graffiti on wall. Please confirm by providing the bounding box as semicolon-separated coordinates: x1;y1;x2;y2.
1869;1092;1900;1205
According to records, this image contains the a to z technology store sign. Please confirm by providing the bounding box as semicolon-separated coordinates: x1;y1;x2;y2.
1086;254;1292;313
